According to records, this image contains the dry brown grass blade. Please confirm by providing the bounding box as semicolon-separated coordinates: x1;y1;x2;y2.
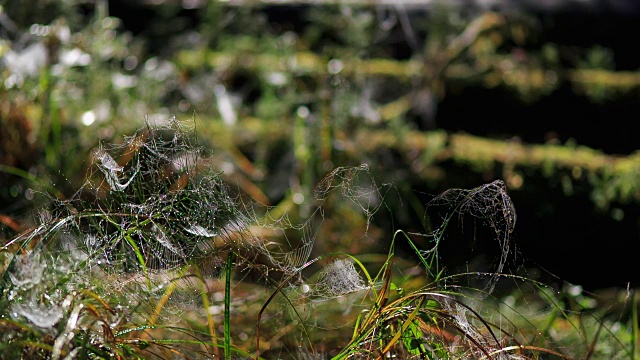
226;144;260;179
192;264;220;358
82;302;117;344
117;131;148;168
139;278;178;341
416;318;460;343
0;213;22;232
80;289;115;315
480;345;574;360
221;171;270;205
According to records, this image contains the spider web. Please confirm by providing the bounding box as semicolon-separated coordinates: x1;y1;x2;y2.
425;179;517;294
80;115;244;272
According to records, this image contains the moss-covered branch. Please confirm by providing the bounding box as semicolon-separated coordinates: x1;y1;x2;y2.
176;50;640;101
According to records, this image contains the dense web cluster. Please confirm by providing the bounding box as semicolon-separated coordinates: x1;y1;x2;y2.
0;117;252;340
82;116;245;271
2;117;246;273
312;258;367;299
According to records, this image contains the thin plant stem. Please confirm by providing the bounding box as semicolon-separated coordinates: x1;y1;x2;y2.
193;264;220;358
633;289;638;360
225;251;234;360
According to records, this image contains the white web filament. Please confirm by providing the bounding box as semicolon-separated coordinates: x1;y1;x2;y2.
94;148;140;191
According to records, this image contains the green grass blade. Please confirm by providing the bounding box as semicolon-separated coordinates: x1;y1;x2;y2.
633;289;638;360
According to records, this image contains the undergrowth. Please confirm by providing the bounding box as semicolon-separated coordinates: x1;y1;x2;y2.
0;117;637;359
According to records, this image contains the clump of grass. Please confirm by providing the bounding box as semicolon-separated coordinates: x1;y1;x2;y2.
255;176;636;359
1;116;636;359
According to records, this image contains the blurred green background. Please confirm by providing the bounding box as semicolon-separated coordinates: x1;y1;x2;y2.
2;0;640;291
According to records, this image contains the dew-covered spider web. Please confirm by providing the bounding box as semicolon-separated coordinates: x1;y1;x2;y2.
84;116;245;271
1;116;258;346
6;118;608;358
424;179;517;294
